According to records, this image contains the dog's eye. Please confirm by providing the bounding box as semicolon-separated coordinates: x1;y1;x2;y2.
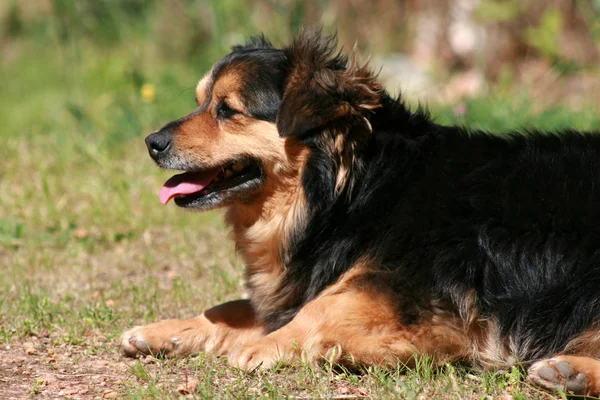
216;100;239;120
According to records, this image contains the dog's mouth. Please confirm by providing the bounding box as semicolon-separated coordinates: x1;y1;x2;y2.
159;158;264;209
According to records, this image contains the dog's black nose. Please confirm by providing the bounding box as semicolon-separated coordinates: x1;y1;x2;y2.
145;130;173;159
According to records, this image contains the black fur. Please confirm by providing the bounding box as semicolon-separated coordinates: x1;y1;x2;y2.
210;41;287;122
229;34;600;363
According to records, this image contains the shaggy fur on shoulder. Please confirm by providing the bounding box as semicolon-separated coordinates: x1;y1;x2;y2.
121;31;600;396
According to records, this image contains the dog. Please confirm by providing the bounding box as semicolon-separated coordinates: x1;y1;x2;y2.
120;31;600;396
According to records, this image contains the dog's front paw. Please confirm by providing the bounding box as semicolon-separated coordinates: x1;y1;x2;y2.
119;325;178;358
229;338;293;371
119;319;200;358
120;326;151;357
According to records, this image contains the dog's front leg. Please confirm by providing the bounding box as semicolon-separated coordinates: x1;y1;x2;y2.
229;286;467;371
120;299;265;358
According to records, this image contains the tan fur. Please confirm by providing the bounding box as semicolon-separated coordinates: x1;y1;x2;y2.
195;72;212;105
178;70;312;318
225;132;308;318
336;130;365;194
340;50;383;111
229;259;471;370
564;324;600;357
552;356;600;395
473;318;515;369
219;110;310;318
554;356;600;395
333;132;350;193
120;300;265;358
212;72;245;108
453;290;513;369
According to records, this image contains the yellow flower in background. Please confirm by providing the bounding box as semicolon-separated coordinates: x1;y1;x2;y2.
141;83;156;103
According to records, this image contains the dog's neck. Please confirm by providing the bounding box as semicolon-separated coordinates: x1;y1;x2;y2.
225;157;308;317
223;130;371;319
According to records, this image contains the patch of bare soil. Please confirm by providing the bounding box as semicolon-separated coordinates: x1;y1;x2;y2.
0;337;128;399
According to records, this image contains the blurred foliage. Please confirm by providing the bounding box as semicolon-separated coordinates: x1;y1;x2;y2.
474;0;522;22
0;0;315;61
51;0;154;45
3;1;600;68
524;8;563;60
4;1;24;37
0;0;322;158
0;0;599;157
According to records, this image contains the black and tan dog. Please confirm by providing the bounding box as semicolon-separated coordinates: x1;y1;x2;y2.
120;31;600;395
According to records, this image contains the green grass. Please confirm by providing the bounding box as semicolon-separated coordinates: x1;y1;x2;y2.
2;3;600;399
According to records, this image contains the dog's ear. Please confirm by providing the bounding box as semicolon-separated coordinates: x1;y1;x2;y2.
277;31;381;138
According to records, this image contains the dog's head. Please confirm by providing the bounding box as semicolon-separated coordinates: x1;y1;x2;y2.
146;31;381;211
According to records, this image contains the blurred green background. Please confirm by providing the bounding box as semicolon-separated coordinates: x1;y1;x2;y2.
2;0;600;244
2;0;600;147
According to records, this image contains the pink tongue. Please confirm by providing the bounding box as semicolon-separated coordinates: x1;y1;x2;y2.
159;169;221;205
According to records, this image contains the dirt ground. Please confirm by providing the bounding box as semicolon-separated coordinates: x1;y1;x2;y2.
1;337;129;399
